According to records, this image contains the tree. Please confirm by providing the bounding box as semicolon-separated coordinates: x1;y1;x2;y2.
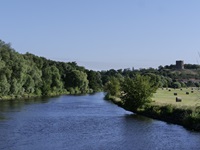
87;70;103;92
10;78;22;95
0;39;98;97
172;82;181;89
65;70;89;94
104;77;121;97
42;66;63;95
186;80;195;87
121;74;158;111
0;75;10;96
145;73;161;88
23;75;35;94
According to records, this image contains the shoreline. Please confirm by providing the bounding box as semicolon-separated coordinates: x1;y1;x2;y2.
106;96;200;132
0;91;98;101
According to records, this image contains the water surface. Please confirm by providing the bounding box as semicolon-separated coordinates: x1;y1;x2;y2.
0;93;200;150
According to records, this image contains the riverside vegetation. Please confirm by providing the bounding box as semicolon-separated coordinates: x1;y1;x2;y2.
1;39;200;130
0;40;103;100
105;76;200;131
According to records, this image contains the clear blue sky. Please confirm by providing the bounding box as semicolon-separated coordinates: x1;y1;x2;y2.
1;0;200;70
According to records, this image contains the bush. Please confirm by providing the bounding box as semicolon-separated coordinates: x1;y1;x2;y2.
172;82;181;89
68;88;75;94
121;74;158;111
160;105;174;115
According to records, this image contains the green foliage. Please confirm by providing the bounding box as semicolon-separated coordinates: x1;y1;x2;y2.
160;105;174;115
87;70;103;92
41;66;64;95
0;75;10;96
186;80;195;87
121;74;158;111
0;39;96;98
2;38;200;102
104;77;121;97
139;104;200;131
172;81;181;88
65;70;89;94
145;73;161;88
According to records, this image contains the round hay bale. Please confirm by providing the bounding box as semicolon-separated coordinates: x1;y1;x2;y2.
176;97;182;102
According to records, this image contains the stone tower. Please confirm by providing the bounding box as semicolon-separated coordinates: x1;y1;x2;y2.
176;60;184;69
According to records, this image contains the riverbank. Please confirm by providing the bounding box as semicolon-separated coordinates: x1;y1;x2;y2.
0;90;98;101
106;95;200;131
0;93;66;101
0;91;79;101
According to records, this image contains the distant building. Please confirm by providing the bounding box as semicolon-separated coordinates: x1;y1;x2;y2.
176;60;184;69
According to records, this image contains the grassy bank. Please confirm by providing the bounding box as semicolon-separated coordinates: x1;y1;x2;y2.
105;88;200;131
137;104;200;131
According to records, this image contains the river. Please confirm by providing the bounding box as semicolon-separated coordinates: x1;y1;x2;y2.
0;92;200;150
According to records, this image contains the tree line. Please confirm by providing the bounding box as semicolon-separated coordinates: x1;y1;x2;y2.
0;40;103;99
1;39;200;99
101;65;200;90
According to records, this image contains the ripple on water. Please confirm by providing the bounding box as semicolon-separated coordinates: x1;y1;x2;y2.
0;93;200;150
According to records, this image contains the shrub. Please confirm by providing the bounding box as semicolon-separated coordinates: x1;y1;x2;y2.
160;105;174;115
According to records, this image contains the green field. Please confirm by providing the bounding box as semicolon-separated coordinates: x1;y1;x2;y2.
152;88;200;107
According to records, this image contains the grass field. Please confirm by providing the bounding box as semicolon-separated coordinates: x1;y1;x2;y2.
152;88;200;107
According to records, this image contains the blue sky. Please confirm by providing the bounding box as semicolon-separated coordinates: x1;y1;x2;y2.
1;0;200;70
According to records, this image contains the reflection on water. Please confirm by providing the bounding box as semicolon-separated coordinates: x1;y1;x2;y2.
0;93;200;150
0;114;5;120
0;97;51;120
0;97;51;112
125;113;153;122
